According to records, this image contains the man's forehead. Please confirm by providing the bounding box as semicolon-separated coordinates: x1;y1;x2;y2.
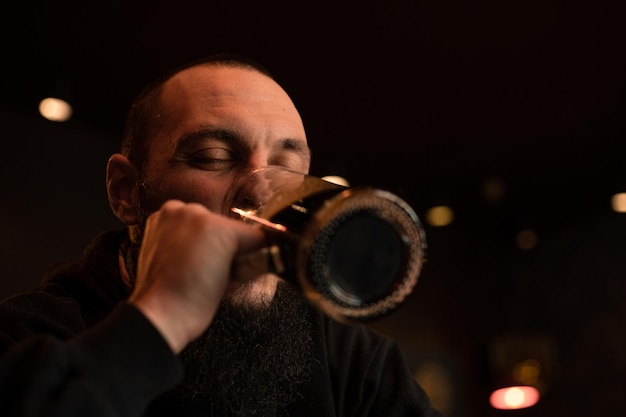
165;64;271;95
149;64;308;156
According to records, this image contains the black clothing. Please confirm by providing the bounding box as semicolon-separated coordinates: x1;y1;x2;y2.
0;230;440;417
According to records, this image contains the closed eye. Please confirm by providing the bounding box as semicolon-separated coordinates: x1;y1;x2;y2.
270;138;311;172
185;148;236;171
268;153;309;172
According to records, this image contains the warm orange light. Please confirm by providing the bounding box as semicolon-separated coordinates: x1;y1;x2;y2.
513;359;541;385
516;228;538;250
489;386;539;410
39;97;73;122
230;207;287;232
612;193;626;213
321;175;350;187
425;205;454;227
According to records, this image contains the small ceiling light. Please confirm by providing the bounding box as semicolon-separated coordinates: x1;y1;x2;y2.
482;177;506;204
516;229;538;250
490;385;540;410
611;193;626;213
39;97;73;122
426;205;454;227
487;334;557;411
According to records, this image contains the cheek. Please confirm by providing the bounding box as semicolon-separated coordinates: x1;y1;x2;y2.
145;175;233;214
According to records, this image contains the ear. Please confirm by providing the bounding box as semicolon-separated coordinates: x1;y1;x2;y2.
106;153;139;225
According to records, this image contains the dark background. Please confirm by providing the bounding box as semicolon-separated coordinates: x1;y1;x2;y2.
1;1;625;416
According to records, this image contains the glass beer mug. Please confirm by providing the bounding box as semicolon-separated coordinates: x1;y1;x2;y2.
225;166;427;324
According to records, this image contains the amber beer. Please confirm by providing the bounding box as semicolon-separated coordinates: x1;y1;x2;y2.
225;166;427;324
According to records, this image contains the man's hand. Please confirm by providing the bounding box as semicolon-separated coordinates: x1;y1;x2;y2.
128;200;266;353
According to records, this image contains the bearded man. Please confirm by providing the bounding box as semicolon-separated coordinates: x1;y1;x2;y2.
0;54;441;417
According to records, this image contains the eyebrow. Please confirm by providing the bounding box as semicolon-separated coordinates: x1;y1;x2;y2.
276;137;312;162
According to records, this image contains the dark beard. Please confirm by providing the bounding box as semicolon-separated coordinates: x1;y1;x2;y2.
152;282;315;416
131;178;316;415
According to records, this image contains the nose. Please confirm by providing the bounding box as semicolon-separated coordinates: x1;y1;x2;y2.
246;151;271;172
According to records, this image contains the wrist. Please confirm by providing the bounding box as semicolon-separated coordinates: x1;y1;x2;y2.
130;295;206;354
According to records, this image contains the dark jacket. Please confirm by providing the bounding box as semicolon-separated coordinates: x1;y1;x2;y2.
0;230;440;417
